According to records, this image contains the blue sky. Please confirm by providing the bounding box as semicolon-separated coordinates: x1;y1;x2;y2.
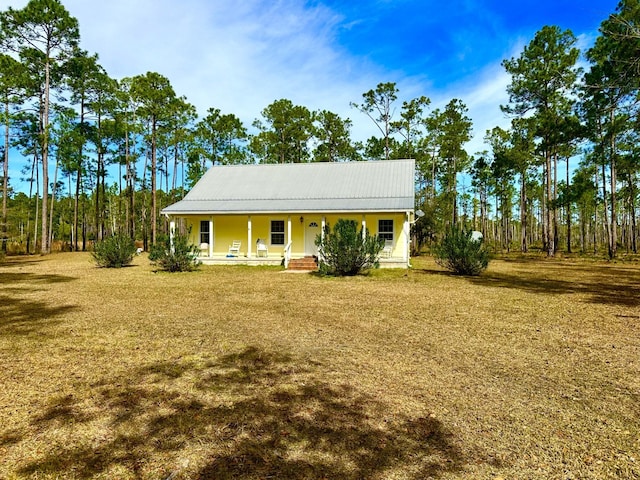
2;0;620;190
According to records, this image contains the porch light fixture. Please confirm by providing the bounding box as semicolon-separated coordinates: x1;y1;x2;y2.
299;216;304;223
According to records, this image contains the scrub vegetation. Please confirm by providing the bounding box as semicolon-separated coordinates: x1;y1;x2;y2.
316;219;384;276
148;232;201;272
91;233;137;268
1;252;638;479
434;226;490;276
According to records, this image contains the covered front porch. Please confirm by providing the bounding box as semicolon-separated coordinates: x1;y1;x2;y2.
167;212;413;269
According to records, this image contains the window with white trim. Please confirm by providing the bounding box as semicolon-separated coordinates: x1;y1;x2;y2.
199;220;210;245
270;220;285;245
378;219;394;241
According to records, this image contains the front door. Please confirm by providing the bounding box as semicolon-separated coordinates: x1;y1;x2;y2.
304;218;321;256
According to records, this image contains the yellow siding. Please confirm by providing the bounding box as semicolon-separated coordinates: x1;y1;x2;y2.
252;215;290;257
184;217;208;249
184;214;305;257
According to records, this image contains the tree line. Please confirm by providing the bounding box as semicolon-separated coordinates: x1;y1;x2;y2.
0;0;638;258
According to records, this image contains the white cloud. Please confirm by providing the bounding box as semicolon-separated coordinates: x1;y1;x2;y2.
58;0;385;134
456;64;512;156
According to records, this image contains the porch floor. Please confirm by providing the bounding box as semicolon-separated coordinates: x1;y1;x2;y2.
197;254;408;268
198;254;283;266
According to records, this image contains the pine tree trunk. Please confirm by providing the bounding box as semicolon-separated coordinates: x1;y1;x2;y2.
553;152;558;254
520;171;527;253
601;161;612;258
151;116;157;245
609;113;617;258
41;61;51;254
1;99;9;253
74;165;81;251
48;155;59;249
566;156;571;253
545;152;554;256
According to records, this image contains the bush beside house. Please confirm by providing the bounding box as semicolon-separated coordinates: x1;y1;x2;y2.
315;219;384;276
92;233;137;268
434;226;489;276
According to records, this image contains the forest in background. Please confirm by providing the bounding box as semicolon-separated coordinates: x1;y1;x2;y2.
0;0;639;258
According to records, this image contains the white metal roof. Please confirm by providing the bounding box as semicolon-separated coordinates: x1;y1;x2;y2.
161;159;415;215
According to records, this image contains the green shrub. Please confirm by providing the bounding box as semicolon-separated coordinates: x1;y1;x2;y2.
149;232;201;272
315;219;383;276
434;226;489;276
92;233;137;268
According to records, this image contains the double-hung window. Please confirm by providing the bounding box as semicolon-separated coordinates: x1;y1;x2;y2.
378;219;394;242
199;220;210;245
270;220;285;245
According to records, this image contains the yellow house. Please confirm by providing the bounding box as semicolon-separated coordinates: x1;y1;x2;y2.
161;159;417;269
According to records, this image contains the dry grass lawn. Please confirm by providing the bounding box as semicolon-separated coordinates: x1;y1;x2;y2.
0;252;639;479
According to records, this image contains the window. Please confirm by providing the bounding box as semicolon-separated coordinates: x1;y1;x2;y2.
378;219;394;241
270;220;285;245
200;220;210;245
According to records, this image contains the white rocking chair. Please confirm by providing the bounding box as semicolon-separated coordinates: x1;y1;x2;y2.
256;239;268;257
380;240;393;258
228;240;241;256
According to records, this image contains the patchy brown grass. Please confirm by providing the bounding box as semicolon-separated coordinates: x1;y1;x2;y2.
0;253;638;479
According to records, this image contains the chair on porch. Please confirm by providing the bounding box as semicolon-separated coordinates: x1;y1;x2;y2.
380;239;393;258
228;240;241;256
256;238;268;257
200;243;209;256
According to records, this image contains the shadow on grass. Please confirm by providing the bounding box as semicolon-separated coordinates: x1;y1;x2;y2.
0;294;76;335
0;272;77;335
417;261;640;308
0;256;46;269
0;271;76;285
18;347;475;479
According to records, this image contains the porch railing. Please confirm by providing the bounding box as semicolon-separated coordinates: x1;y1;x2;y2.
283;241;292;268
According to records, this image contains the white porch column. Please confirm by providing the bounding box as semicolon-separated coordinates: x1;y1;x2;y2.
247;216;252;258
169;219;175;254
287;216;292;247
361;215;366;239
404;212;411;266
320;216;327;262
208;218;213;257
